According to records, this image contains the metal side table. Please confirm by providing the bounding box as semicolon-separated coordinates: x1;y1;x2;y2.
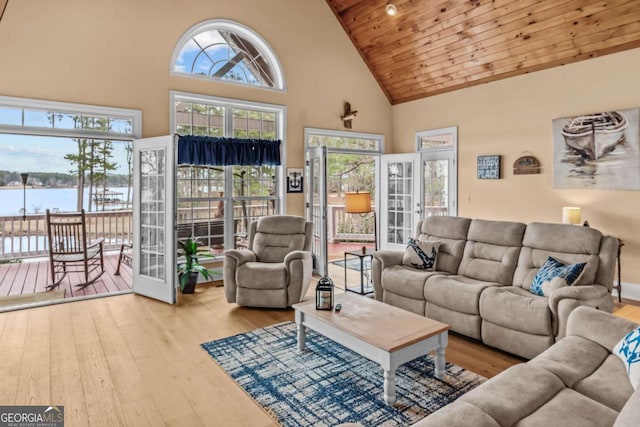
343;249;374;295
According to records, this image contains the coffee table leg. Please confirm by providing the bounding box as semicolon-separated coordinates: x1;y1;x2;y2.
295;311;306;351
435;348;446;379
383;370;396;405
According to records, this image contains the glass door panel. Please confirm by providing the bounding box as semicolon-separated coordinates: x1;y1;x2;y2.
424;158;449;217
380;154;420;251
133;135;175;304
306;146;328;276
422;150;456;217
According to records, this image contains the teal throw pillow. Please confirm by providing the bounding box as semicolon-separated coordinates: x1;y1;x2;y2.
530;256;586;297
613;326;640;389
402;238;439;271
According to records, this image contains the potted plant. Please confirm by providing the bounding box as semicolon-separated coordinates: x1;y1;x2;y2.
177;235;215;294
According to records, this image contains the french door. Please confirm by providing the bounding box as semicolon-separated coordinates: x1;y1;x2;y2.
422;150;457;217
380;154;421;251
305;146;328;276
132;135;176;304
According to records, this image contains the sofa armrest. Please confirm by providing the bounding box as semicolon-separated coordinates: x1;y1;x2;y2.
566;306;638;352
548;285;609;310
284;250;310;265
548;285;614;338
285;251;313;305
223;249;256;303
372;250;404;301
372;250;404;267
224;249;257;266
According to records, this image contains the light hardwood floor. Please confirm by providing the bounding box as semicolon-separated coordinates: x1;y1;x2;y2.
0;284;637;427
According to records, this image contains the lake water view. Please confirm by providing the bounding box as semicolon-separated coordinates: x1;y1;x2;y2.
0;186;131;216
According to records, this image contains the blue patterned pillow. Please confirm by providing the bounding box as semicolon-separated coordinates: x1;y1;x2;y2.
613;326;640;389
530;256;587;297
402;238;440;271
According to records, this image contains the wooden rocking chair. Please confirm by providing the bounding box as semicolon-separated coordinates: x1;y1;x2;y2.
46;209;105;289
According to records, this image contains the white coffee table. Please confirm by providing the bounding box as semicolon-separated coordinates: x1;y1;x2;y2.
292;293;449;405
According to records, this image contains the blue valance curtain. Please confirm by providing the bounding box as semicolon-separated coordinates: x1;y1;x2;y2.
177;135;281;166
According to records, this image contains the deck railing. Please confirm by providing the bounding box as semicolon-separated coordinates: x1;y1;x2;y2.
0;210;133;260
1;203;445;259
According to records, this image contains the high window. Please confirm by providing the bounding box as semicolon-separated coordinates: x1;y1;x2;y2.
171;19;285;91
171;91;285;253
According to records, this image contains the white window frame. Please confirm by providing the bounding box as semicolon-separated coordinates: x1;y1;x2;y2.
170;90;286;214
169;19;286;92
0;95;142;140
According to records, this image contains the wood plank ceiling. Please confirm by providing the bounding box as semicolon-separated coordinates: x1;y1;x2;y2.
326;0;640;104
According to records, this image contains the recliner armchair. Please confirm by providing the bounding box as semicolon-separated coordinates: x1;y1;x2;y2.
223;215;313;308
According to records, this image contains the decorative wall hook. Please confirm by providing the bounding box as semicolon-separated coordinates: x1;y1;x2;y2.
341;102;358;129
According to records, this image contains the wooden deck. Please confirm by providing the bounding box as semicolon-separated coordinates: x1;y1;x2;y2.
0;252;132;302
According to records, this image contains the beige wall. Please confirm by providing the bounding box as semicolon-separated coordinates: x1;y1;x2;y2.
393;48;640;288
0;0;392;216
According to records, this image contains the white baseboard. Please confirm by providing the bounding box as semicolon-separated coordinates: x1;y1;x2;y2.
612;281;640;302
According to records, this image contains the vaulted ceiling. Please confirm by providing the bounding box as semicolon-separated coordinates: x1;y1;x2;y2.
326;0;640;104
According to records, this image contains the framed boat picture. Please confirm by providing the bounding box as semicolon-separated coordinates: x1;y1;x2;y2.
552;107;640;190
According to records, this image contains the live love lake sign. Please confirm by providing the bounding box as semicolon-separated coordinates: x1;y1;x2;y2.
477;155;501;179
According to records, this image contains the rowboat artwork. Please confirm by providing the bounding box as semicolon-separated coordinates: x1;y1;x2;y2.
561;111;628;160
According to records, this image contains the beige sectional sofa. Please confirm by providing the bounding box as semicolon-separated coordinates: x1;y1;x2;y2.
372;216;618;359
414;307;639;427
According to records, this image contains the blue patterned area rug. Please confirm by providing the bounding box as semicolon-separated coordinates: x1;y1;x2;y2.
201;322;485;426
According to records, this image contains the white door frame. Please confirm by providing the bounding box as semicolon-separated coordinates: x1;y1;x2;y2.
305;145;328;276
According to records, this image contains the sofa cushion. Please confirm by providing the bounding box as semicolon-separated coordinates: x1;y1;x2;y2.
416;216;471;274
482;320;554;359
457;219;525;285
480;286;552;336
613;386;640;427
613;326;640;389
574;354;634;412
514;388;618;427
530;256;587;296
411;400;500;427
528;336;609;387
459;364;565;426
236;262;287;289
512;222;602;290
427;303;482;339
381;265;441;299
402;239;439;270
251;216;309;263
425;275;500;315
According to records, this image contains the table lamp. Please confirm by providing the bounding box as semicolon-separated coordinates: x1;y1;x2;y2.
345;190;377;250
562;207;581;225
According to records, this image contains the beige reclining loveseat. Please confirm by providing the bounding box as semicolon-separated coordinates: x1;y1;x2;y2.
414;307;639;427
372;216;618;359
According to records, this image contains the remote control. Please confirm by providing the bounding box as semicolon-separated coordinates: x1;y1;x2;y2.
334;304;342;312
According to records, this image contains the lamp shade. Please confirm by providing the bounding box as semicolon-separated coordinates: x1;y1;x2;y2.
562;207;581;225
345;191;372;214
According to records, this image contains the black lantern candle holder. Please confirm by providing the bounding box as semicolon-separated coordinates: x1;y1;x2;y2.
315;275;334;310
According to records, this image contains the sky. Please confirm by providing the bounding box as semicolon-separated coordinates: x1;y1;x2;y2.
0;133;130;175
174;30;260;85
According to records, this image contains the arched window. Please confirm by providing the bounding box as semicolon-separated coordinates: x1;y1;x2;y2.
171;19;285;90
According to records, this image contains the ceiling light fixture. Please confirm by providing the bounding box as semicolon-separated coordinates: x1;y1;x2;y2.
385;3;398;16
